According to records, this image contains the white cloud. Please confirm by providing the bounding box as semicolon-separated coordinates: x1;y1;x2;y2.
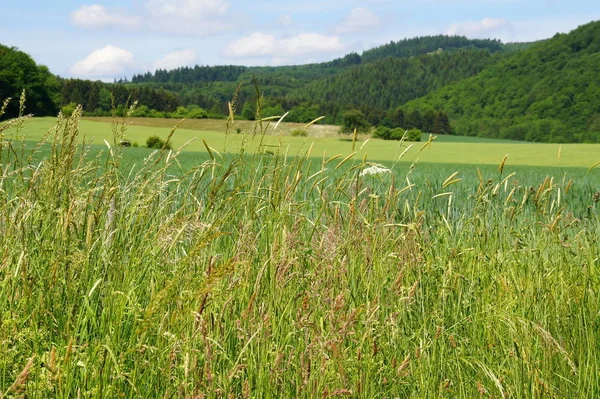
224;32;344;59
446;18;515;39
152;49;197;71
335;7;381;35
145;0;235;35
278;14;293;27
71;45;136;80
146;0;228;17
280;34;344;56
223;33;276;57
71;5;142;31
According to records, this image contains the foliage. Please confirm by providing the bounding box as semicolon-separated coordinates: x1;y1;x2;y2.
241;101;256;120
361;35;504;63
146;135;172;150
406;128;422;141
0;44;59;118
0;114;599;397
373;126;416;141
340;109;370;134
285;49;494;124
60;102;77;117
187;107;208;119
405;21;600;142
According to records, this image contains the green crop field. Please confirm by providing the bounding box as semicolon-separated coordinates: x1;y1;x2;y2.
8;116;600;168
1;112;599;397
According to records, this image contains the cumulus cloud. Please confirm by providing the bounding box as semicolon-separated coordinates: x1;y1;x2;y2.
335;7;381;34
146;0;228;17
152;49;197;71
223;32;344;59
71;45;136;80
145;0;235;35
278;14;293;27
446;17;515;39
223;33;276;57
71;1;235;36
71;5;142;31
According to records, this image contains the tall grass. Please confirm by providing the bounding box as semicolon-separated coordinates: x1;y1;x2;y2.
0;102;599;398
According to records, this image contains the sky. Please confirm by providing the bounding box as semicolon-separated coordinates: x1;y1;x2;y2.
1;0;599;81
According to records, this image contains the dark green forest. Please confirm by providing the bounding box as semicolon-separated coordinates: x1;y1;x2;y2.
404;21;600;142
0;44;60;118
1;23;599;142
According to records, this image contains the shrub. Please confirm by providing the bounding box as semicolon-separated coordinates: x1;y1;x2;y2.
390;128;406;141
173;106;190;119
340;109;370;134
406;128;422;141
373;126;412;141
290;129;307;137
61;103;78;117
146;135;172;150
187;107;208;119
148;109;165;118
131;105;150;117
373;126;392;140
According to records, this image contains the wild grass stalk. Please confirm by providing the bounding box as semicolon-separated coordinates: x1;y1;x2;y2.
0;107;598;397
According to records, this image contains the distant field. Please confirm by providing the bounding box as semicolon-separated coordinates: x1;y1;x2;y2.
6;116;600;168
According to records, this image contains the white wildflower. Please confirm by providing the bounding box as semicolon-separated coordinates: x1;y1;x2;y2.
360;164;391;177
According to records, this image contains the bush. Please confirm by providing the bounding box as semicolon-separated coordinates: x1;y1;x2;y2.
373;126;392;140
146;135;172;150
187;107;208;119
61;103;78;117
390;128;406;141
148;109;165;118
173;106;189;119
340;109;370;134
131;105;150;117
373;126;413;141
290;129;307;137
406;128;422;141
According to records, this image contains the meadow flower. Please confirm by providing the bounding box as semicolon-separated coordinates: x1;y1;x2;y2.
360;164;391;177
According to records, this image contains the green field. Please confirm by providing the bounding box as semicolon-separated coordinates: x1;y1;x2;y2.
1;113;599;397
7;116;600;168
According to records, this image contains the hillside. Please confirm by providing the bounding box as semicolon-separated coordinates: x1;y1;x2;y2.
286;49;494;122
122;37;509;125
404;21;600;143
360;35;504;62
0;45;60;119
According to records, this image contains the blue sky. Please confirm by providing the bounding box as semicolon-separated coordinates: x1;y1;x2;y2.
1;0;598;81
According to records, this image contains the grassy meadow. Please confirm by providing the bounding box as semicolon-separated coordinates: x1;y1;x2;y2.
1;110;599;397
11;116;600;167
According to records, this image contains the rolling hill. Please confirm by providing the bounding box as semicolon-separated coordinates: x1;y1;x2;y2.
404;21;600;142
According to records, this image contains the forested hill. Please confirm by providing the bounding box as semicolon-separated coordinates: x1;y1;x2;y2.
404;20;600;142
360;35;504;62
125;35;508;125
131;36;503;86
0;44;60;118
285;49;493;120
